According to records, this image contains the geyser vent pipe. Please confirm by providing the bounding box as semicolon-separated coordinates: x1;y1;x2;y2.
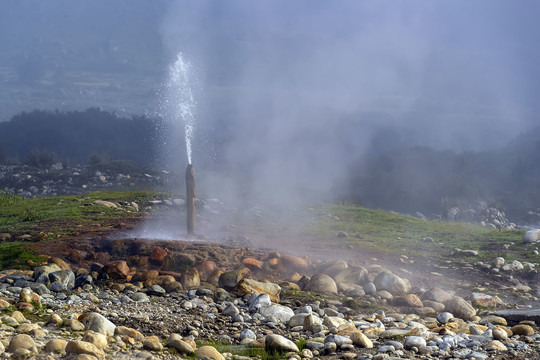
186;164;196;235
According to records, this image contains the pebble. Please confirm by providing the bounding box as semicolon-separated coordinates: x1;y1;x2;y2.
0;254;537;360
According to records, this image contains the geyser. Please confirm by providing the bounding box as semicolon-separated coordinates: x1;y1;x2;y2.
167;52;196;165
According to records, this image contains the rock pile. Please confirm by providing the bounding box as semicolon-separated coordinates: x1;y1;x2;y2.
0;248;538;359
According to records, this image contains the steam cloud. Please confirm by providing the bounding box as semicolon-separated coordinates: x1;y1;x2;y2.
159;0;540;205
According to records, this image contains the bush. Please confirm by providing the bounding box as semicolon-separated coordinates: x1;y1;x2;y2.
25;149;57;169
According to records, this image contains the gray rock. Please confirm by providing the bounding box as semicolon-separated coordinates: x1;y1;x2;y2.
436;312;454;324
265;334;299;353
240;329;256;340
373;271;411;296
445;296;476;321
404;336;426;350
523;229;540;244
304;273;338;294
363;282;377;295
131;293;150;302
502;260;524;271
80;312;116;336
222;304;240;316
493;308;540;323
259;304;295;323
248;293;272;312
147;285;166;296
49;270;75;289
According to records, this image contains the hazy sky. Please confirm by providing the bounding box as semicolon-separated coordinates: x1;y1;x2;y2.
2;0;539;203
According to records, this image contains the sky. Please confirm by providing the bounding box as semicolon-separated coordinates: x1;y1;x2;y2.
1;0;539;203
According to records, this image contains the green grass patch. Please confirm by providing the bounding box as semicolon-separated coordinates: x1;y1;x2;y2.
0;242;48;269
309;203;527;264
0;190;160;235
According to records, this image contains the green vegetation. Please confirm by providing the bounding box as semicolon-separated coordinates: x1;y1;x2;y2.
0;190;531;271
0;190;160;234
310;203;526;262
0;190;164;269
0;242;49;269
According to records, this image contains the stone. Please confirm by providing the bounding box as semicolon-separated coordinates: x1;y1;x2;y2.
259;304;295;323
304;273;338;294
492;326;508;341
423;300;445;313
64;318;85;331
143;336;163;351
333;266;368;285
471;292;505;308
523;229;540;244
65;340;105;359
242;258;263;270
147;285;166;296
33;263;62;284
445;296;476;321
162;252;195;272
8;334;37;354
234;278;281;302
323;316;348;328
403;336;426;350
82;331;108;349
11;310;26;322
102;260;129;279
265;334;299;353
511;324;534;336
194;261;217;280
115;326;144;342
436;312;454;324
278;254;309;273
18;288;41;308
350;331;373;348
373;271;411;296
422;287;453;304
93;200;118;209
79;312;116;336
248;293;272;311
181;268;201;289
395;294;423;308
502;260;524;271
323;261;348;277
303;313;323;332
45;338;68;354
363;282;377;295
148;247;169;265
240;329;257;340
49;270;76;289
197;345;225;360
493;257;505;268
167;334;194;354
493;308;540;323
218;268;251;290
479;315;507;326
15;323;39;333
487;340;507;351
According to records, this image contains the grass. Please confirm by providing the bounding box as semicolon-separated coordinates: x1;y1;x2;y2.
307;203;527;264
0;241;49;269
0;190;167;269
0;190;159;235
0;191;532;271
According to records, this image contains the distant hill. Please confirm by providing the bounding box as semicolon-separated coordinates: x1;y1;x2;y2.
0;108;159;166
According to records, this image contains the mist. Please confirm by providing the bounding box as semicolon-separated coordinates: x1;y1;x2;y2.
2;0;540;207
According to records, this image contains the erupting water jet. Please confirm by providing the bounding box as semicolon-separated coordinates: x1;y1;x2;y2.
186;164;196;235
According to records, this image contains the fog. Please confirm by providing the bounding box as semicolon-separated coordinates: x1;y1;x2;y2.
2;0;539;206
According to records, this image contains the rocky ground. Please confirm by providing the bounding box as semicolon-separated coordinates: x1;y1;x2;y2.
1;195;540;359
